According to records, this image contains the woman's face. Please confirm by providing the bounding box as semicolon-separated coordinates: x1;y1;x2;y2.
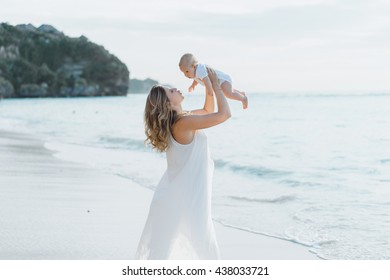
164;87;184;107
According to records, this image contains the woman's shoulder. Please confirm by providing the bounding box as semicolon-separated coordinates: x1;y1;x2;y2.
172;113;197;145
172;126;196;146
173;111;192;130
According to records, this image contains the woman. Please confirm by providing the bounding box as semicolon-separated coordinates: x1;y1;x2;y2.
135;68;231;259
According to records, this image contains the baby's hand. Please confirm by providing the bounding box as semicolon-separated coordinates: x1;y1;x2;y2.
188;84;196;92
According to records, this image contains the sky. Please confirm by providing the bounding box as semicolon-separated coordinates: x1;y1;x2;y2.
1;0;390;93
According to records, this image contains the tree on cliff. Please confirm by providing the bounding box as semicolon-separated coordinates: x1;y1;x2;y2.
0;23;129;98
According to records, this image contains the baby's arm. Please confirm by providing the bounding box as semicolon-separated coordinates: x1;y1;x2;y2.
188;80;198;92
202;76;214;96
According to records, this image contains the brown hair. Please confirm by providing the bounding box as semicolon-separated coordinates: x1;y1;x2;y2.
144;85;180;152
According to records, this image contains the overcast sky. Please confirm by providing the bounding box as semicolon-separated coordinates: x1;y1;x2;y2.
1;0;390;93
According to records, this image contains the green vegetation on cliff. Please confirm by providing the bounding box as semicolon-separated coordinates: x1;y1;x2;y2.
0;23;129;98
128;78;159;93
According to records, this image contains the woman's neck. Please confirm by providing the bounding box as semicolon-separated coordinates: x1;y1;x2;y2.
172;104;183;115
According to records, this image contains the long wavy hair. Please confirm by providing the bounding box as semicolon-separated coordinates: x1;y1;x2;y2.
144;85;180;152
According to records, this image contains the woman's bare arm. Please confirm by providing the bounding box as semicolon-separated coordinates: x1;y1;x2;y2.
176;68;231;130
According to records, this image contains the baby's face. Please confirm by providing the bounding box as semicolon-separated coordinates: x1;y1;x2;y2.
180;64;196;79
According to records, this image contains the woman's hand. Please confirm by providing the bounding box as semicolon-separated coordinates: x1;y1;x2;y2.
207;67;220;91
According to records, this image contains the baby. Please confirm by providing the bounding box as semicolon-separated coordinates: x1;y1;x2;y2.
179;53;248;109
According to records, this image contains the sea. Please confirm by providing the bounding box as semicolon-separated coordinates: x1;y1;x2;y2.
1;92;389;260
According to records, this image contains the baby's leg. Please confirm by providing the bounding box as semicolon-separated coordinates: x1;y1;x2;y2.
221;81;248;109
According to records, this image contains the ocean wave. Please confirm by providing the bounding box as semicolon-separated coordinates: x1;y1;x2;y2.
214;159;290;178
99;136;147;151
213;219;325;259
229;195;297;204
280;179;323;188
213;219;290;241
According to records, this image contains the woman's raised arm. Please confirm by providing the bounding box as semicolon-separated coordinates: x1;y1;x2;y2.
191;75;215;115
175;68;231;131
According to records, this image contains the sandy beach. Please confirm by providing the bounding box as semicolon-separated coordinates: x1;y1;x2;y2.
0;130;318;260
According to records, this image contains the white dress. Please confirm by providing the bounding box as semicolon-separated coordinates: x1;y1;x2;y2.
135;130;220;259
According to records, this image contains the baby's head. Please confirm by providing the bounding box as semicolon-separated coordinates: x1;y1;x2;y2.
179;53;198;79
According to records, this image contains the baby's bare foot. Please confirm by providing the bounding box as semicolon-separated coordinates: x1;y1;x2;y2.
242;93;248;109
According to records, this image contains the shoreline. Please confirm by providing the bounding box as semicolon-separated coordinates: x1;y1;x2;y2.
0;130;319;260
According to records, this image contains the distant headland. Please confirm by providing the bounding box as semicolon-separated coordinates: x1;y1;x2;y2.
0;23;161;98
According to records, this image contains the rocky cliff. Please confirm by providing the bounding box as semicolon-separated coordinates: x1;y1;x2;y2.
0;23;129;98
128;78;158;93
